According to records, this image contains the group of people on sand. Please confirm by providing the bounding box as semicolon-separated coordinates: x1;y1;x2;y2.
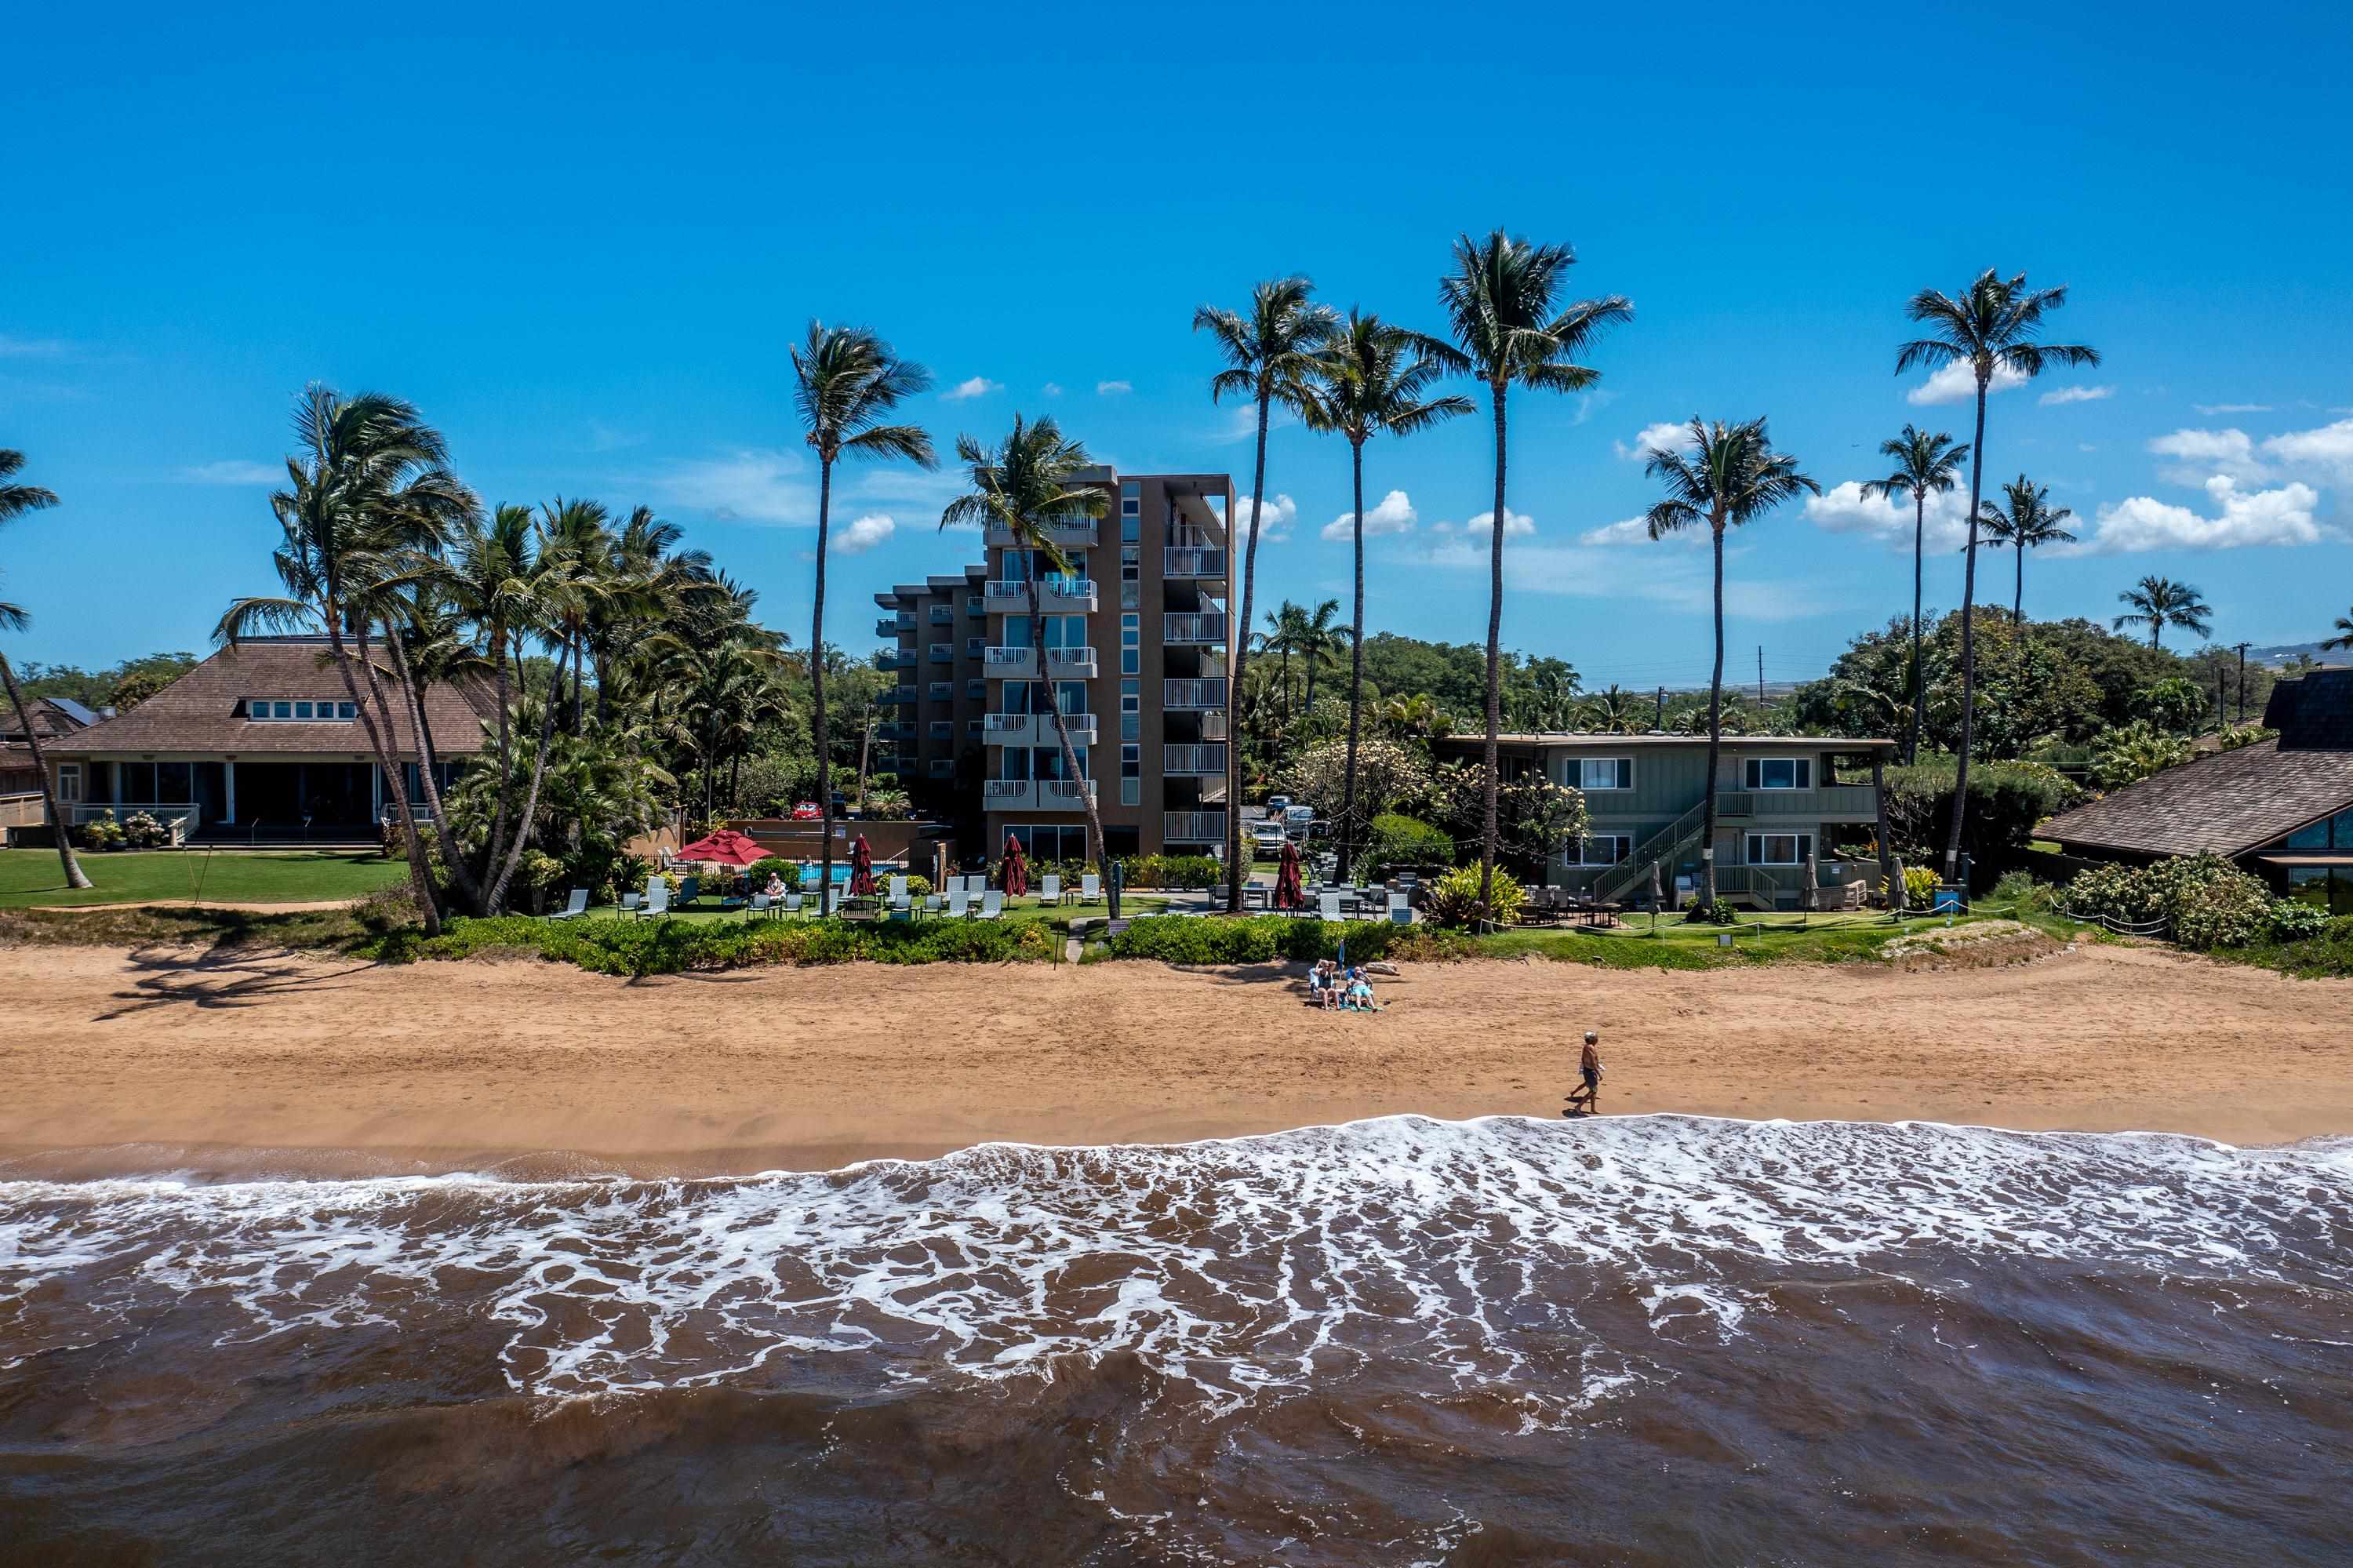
1307;960;1379;1012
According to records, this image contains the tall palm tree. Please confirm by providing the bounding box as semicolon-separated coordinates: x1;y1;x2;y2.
1299;309;1471;878
1644;418;1818;915
2113;576;2213;651
1896;269;2098;877
1294;597;1350;716
0;449;91;890
1858;424;1969;764
1194;278;1337;912
791;322;935;903
2323;609;2353;653
1579;683;1644;735
1439;228;1631;917
1257;599;1308;718
941;414;1111;876
216;389;476;934
1976;475;2075;628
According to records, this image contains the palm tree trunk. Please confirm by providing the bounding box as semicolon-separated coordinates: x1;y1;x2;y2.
1701;519;1726;914
855;717;871;811
383;625;483;914
2013;543;2025;630
813;457;836;913
326;613;440;937
483;630;514;890
1338;438;1367;882
1941;380;1991;882
1906;491;1926;766
1225;398;1272;915
1478;380;1507;920
1033;577;1107;874
484;641;568;914
0;652;93;889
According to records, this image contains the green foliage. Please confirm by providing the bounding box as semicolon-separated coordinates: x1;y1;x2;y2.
76;818;124;850
2132;676;2208;734
1431;763;1587;879
118;812;169;849
1991;868;2053;912
2089;719;2194;788
2268;898;2331;940
1115;853;1224;890
1275;737;1434;823
14;651;199;711
1363;813;1455;875
515;849;566;913
1902;864;1939;907
2064;854;2272;948
1104;915;1410;965
2213;724;2274;752
1881;759;2081;878
1424;864;1525;927
394;911;1059;976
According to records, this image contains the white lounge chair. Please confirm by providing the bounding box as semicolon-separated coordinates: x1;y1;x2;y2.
1387;890;1413;926
1039;874;1061;905
745;892;771;920
976;890;1005;920
1318;890;1345;924
889;880;912;916
549;888;589;922
1081;872;1100;902
620;891;642;914
945;889;970;919
642;881;671;919
782;891;806;918
922;893;944;917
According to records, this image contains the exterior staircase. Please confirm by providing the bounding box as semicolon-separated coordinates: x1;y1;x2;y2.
1592;799;1707;908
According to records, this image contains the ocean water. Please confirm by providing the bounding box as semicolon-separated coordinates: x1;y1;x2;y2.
3;1115;2349;1565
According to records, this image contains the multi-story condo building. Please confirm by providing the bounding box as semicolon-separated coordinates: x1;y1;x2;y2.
877;467;1234;861
872;565;991;796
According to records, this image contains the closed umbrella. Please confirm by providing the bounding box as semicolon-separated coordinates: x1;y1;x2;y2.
847;835;876;897
1001;833;1028;898
1649;860;1664;912
1274;839;1305;911
1803;852;1819;911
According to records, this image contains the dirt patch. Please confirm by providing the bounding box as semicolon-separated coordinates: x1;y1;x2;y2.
1881;920;2064;973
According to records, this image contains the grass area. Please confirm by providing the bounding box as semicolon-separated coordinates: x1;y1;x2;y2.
0;848;406;909
2205;923;2353;980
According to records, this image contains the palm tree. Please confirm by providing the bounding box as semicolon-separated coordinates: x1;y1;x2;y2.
1976;475;2075;628
2325;609;2353;653
1257;600;1308;718
1194;278;1337;912
941;414;1111;877
1298;309;1471;878
1896;269;2098;878
0;449;91;890
1294;597;1350;716
1439;228;1631;918
790;322;936;904
1644;418;1818;915
1858;425;1969;765
1579;683;1644;734
1383;692;1451;742
216;389;477;934
2113;576;2213;651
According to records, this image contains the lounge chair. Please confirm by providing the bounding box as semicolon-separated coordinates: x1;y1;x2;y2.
620;891;642;914
745;892;771;921
945;889;970;919
1388;890;1413;926
640;881;671;920
976;890;1004;920
1081;872;1100;903
1039;874;1061;906
782;891;806;918
674;875;701;909
922;893;944;917
1318;890;1344;924
889;880;912;918
548;888;589;922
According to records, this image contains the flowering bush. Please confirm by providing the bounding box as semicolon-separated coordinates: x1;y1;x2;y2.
2267;899;2331;940
2065;854;2271;948
118;811;170;848
78;817;125;850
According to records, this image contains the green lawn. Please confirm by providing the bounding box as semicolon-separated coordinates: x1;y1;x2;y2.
0;848;405;909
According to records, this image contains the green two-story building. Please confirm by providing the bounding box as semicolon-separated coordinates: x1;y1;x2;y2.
1438;732;1897;910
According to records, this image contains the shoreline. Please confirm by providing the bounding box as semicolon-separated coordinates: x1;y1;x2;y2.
5;941;2352;1181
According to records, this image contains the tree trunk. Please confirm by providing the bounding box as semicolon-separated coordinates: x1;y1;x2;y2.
382;625;483;914
569;631;584;733
325;614;439;937
1941;378;1991;882
1033;575;1107;875
0;653;93;889
2013;541;2025;630
1337;437;1368;882
1906;489;1926;766
1225;398;1271;915
1872;752;1895;908
813;457;836;915
483;640;567;914
1478;380;1507;921
483;628;514;890
855;715;871;811
1701;518;1726;913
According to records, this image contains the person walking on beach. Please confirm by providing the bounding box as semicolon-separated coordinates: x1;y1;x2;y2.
1565;1031;1604;1117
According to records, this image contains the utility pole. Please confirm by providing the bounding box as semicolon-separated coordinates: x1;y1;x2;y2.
1756;646;1766;711
2232;641;2252;725
1654;685;1665;731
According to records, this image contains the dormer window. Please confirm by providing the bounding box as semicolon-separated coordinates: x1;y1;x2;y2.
249;697;357;721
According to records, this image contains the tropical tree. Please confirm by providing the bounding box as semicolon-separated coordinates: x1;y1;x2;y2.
1896;268;2098;877
0;449;91;889
790;322;936;907
2112;576;2213;651
1643;418;1818;915
1977;475;2075;628
1382;692;1453;743
1299;310;1472;878
1256;600;1307;718
1194;277;1337;911
1438;228;1631;917
216;389;478;933
1858;424;1969;764
1293;597;1351;716
940;414;1111;875
1579;683;1646;734
2326;609;2353;653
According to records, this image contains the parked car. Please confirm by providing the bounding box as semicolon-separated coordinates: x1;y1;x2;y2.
1252;825;1291;857
1264;795;1293;814
789;801;821;820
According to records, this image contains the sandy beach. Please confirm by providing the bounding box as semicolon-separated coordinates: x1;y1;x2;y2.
5;940;2350;1177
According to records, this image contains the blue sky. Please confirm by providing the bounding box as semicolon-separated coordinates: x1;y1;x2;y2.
6;1;2350;690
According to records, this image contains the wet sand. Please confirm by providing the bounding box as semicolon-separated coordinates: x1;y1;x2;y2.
3;941;2350;1178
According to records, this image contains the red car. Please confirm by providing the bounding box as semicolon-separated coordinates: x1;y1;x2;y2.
789;801;821;821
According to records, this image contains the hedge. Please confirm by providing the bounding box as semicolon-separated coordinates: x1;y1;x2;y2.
1104;915;1419;964
387;912;1058;977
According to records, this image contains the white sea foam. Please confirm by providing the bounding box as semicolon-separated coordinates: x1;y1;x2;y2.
3;1117;2348;1402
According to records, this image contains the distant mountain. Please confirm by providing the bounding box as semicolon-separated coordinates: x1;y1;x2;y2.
2249;642;2344;668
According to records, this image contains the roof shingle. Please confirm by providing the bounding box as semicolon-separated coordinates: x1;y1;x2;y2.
2042;738;2353;859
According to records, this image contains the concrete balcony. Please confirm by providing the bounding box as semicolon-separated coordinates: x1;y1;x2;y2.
927;642;956;664
926;681;953;702
928;604;955;624
1163;677;1228;709
1162;743;1227;776
985;519;1098;551
984;712;1099;748
875;616;906;638
885;685;918;704
985;646;1099;679
983;778;1097;811
1164;548;1226;580
879;648;915;669
984;577;1096;614
1162;612;1227;646
1163;810;1227;843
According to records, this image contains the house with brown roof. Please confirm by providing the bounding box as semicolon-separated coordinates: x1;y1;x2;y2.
2042;666;2353;915
41;638;493;843
3;695;98;798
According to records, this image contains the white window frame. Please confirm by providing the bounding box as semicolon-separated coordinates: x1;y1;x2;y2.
56;763;82;802
1745;831;1814;866
1568;755;1633;791
1567;834;1630;867
1743;756;1812;791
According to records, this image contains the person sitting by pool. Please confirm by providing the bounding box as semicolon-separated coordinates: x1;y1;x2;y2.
763;871;787;900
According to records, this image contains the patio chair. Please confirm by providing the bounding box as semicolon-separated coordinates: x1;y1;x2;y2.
620;891;642;914
945;889;970;919
1318;890;1345;924
744;892;771;921
976;890;1005;920
1388;890;1413;926
675;875;701;909
889;881;912;917
548;888;589;922
640;881;671;920
1081;872;1101;902
782;891;806;918
1039;874;1061;906
922;893;944;917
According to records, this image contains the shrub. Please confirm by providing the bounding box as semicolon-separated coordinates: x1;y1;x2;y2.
118;811;169;849
1901;864;1939;908
2064;854;2273;948
1104;915;1406;965
1115;853;1223;890
77;817;125;850
515;849;566;914
1423;865;1524;928
1362;813;1454;876
1883;759;2082;886
403;911;1058;976
1991;868;2052;912
2089;719;2195;789
2268;899;2331;940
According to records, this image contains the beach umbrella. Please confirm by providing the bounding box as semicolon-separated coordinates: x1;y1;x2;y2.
1648;860;1663;912
1889;857;1906;912
847;835;876;897
1803;853;1819;912
1000;832;1028;898
677;828;767;868
1274;839;1305;911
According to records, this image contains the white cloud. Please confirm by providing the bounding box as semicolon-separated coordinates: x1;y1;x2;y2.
635;449;813;525
1570;388;1618;425
2038;384;2112;406
1613;420;1686;461
1096;380;1132;396
943;376;1001;402
833;513;896;554
2147;426;2268;483
1042;381;1064;398
0;334;72;358
2195;402;2271;416
1907;358;2028;406
1804;479;1977;553
1478;508;1537;538
2260;417;2353;484
177;460;279;486
1233;493;1297;543
2065;476;2325;555
1320;489;1417;541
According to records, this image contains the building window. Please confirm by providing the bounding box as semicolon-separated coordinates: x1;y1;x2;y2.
1567;835;1629;866
1121;613;1140;675
1746;832;1815;865
56;764;82;802
2284;865;2353;916
2284;808;2353;851
1743;757;1812;790
1567;757;1633;791
1122;779;1140;806
246;698;356;722
1121;678;1140;742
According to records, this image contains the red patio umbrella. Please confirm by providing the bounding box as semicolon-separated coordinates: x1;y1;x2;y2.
1000;833;1028;898
847;835;876;897
677;828;768;868
1274;839;1305;911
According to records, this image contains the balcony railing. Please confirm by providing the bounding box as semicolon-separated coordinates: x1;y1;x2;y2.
928;643;955;663
984;778;1097;810
986;519;1098;550
985;711;1097;747
1713;784;1880;820
1164;548;1226;578
985;577;1096;613
1163;743;1227;776
875;617;904;638
886;686;918;704
1163;810;1226;842
929;604;955;624
1164;677;1228;709
879;649;915;668
990;646;1099;678
1162;613;1227;645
